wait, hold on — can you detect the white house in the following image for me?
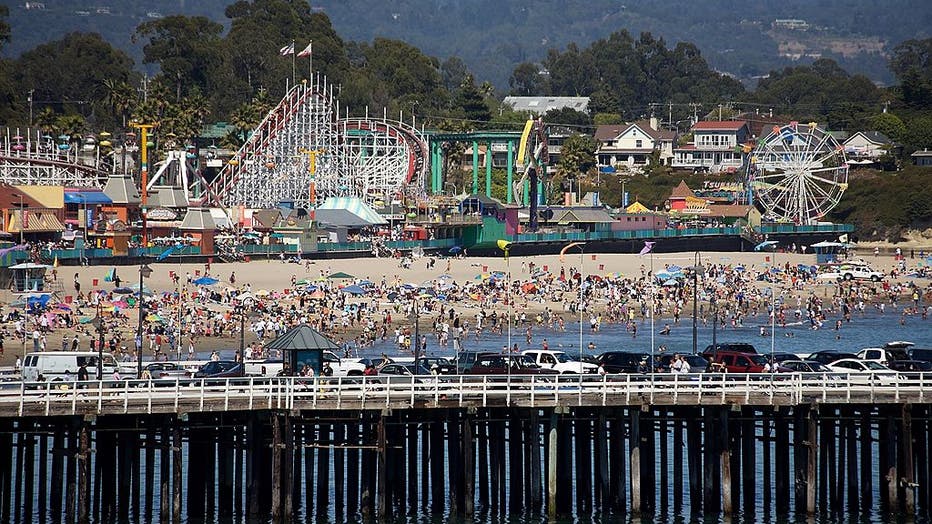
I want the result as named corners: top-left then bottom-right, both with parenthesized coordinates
top-left (844, 131), bottom-right (893, 161)
top-left (595, 118), bottom-right (676, 169)
top-left (673, 120), bottom-right (750, 172)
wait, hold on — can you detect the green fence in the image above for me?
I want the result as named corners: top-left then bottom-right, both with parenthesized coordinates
top-left (758, 224), bottom-right (854, 234)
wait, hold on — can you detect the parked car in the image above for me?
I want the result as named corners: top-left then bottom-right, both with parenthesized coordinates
top-left (909, 347), bottom-right (932, 364)
top-left (144, 362), bottom-right (188, 380)
top-left (701, 350), bottom-right (770, 373)
top-left (771, 352), bottom-right (801, 363)
top-left (816, 264), bottom-right (884, 282)
top-left (594, 351), bottom-right (650, 373)
top-left (885, 359), bottom-right (932, 378)
top-left (806, 351), bottom-right (859, 365)
top-left (523, 350), bottom-right (599, 374)
top-left (384, 356), bottom-right (455, 375)
top-left (703, 343), bottom-right (759, 355)
top-left (452, 351), bottom-right (489, 374)
top-left (377, 363), bottom-right (433, 377)
top-left (322, 350), bottom-right (366, 376)
top-left (779, 360), bottom-right (835, 373)
top-left (192, 361), bottom-right (245, 379)
top-left (857, 344), bottom-right (910, 366)
top-left (21, 351), bottom-right (120, 382)
top-left (826, 359), bottom-right (897, 385)
top-left (466, 353), bottom-right (558, 375)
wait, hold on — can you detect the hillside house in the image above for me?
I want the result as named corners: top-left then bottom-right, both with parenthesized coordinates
top-left (844, 131), bottom-right (894, 162)
top-left (673, 120), bottom-right (750, 173)
top-left (595, 118), bottom-right (676, 170)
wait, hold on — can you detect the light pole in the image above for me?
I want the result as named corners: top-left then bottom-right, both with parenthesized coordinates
top-left (692, 251), bottom-right (702, 356)
top-left (95, 304), bottom-right (105, 380)
top-left (497, 240), bottom-right (512, 386)
top-left (560, 242), bottom-right (587, 362)
top-left (136, 262), bottom-right (153, 378)
top-left (445, 182), bottom-right (458, 196)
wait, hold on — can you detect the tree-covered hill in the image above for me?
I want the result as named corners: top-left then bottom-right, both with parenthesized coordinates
top-left (4, 0), bottom-right (929, 89)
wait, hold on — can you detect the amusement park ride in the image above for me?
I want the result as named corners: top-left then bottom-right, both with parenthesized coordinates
top-left (0, 73), bottom-right (850, 227)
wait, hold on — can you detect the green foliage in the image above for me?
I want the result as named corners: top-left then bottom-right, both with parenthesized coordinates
top-left (14, 32), bottom-right (136, 126)
top-left (556, 133), bottom-right (598, 177)
top-left (454, 75), bottom-right (491, 124)
top-left (903, 116), bottom-right (932, 152)
top-left (528, 31), bottom-right (744, 120)
top-left (543, 108), bottom-right (592, 128)
top-left (890, 38), bottom-right (932, 108)
top-left (593, 113), bottom-right (623, 125)
top-left (0, 5), bottom-right (9, 53)
top-left (134, 16), bottom-right (224, 102)
top-left (869, 113), bottom-right (907, 144)
top-left (829, 167), bottom-right (932, 238)
top-left (751, 58), bottom-right (882, 130)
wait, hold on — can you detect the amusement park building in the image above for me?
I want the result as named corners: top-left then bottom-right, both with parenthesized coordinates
top-left (502, 96), bottom-right (590, 116)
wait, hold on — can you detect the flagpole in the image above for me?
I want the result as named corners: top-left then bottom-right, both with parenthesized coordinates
top-left (291, 39), bottom-right (296, 86)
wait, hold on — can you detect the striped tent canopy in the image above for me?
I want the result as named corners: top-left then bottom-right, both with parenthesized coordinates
top-left (316, 197), bottom-right (387, 225)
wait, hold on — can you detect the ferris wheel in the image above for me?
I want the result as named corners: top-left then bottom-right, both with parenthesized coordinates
top-left (749, 122), bottom-right (848, 224)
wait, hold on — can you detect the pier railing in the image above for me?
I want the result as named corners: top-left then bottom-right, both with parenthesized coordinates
top-left (2, 371), bottom-right (929, 417)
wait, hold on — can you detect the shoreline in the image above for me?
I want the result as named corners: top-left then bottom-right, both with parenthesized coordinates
top-left (0, 250), bottom-right (925, 367)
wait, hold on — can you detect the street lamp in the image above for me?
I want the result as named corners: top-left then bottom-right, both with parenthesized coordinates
top-left (559, 242), bottom-right (587, 363)
top-left (692, 251), bottom-right (702, 355)
top-left (136, 262), bottom-right (153, 378)
top-left (93, 304), bottom-right (105, 380)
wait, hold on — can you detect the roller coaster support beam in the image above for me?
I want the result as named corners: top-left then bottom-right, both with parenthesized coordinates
top-left (506, 141), bottom-right (514, 204)
top-left (472, 142), bottom-right (479, 194)
top-left (485, 140), bottom-right (492, 197)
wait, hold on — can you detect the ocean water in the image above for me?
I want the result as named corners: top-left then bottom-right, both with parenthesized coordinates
top-left (363, 308), bottom-right (932, 363)
top-left (6, 309), bottom-right (932, 524)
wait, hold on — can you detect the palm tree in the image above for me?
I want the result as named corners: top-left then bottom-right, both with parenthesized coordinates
top-left (102, 79), bottom-right (137, 128)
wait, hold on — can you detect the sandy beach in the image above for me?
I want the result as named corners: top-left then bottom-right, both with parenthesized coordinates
top-left (0, 249), bottom-right (915, 367)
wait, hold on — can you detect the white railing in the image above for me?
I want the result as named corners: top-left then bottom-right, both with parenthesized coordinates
top-left (0, 372), bottom-right (929, 417)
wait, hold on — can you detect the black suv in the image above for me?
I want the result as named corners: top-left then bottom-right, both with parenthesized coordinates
top-left (807, 350), bottom-right (858, 365)
top-left (595, 351), bottom-right (651, 373)
top-left (704, 343), bottom-right (758, 355)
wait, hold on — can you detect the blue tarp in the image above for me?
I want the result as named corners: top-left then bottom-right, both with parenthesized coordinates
top-left (64, 191), bottom-right (112, 205)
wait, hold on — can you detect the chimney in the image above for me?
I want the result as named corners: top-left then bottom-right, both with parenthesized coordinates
top-left (649, 116), bottom-right (659, 130)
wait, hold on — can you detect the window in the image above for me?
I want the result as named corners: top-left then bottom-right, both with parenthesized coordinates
top-left (636, 139), bottom-right (643, 148)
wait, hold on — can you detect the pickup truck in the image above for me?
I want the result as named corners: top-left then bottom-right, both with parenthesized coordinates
top-left (323, 350), bottom-right (366, 376)
top-left (816, 265), bottom-right (884, 282)
top-left (522, 350), bottom-right (599, 374)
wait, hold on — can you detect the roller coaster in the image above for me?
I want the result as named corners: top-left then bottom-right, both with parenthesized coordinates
top-left (206, 76), bottom-right (430, 209)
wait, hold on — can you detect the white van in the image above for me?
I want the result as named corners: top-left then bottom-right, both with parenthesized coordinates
top-left (21, 351), bottom-right (120, 382)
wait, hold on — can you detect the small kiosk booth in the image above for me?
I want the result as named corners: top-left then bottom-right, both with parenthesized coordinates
top-left (265, 324), bottom-right (341, 376)
top-left (8, 262), bottom-right (51, 292)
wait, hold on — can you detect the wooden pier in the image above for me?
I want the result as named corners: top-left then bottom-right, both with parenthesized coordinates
top-left (0, 374), bottom-right (929, 522)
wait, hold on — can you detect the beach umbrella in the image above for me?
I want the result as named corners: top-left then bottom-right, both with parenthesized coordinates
top-left (437, 274), bottom-right (454, 281)
top-left (112, 300), bottom-right (130, 308)
top-left (193, 276), bottom-right (219, 286)
top-left (78, 316), bottom-right (94, 324)
top-left (387, 292), bottom-right (399, 301)
top-left (146, 314), bottom-right (164, 322)
top-left (112, 287), bottom-right (134, 294)
top-left (295, 278), bottom-right (313, 286)
top-left (309, 290), bottom-right (326, 300)
top-left (663, 279), bottom-right (680, 287)
top-left (254, 290), bottom-right (271, 297)
top-left (328, 271), bottom-right (355, 279)
top-left (448, 246), bottom-right (463, 254)
top-left (358, 279), bottom-right (374, 287)
top-left (341, 285), bottom-right (366, 295)
top-left (667, 265), bottom-right (682, 272)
